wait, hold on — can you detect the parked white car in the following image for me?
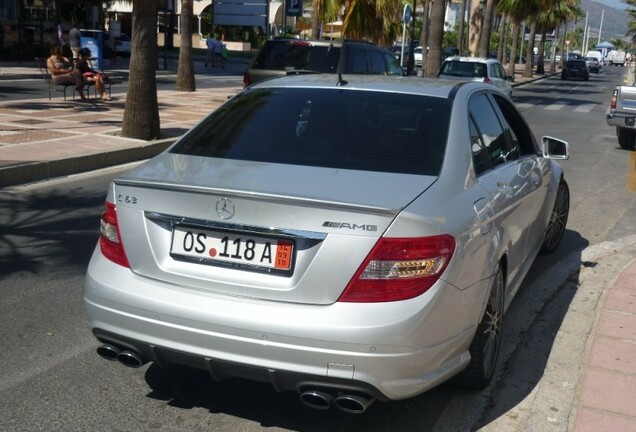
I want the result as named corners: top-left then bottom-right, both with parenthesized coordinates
top-left (437, 57), bottom-right (514, 98)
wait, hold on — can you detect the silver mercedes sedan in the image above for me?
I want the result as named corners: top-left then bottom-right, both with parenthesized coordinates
top-left (84, 75), bottom-right (570, 414)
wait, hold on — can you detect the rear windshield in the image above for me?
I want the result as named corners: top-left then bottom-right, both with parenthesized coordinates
top-left (171, 88), bottom-right (451, 176)
top-left (252, 41), bottom-right (341, 73)
top-left (439, 60), bottom-right (487, 78)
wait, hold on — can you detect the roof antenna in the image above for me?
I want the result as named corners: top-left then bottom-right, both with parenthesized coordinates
top-left (337, 72), bottom-right (347, 86)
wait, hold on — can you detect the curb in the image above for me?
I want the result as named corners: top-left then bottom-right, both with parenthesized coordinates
top-left (0, 138), bottom-right (175, 188)
top-left (477, 236), bottom-right (636, 431)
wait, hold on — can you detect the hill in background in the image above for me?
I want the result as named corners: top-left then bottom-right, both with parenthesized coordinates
top-left (580, 0), bottom-right (628, 42)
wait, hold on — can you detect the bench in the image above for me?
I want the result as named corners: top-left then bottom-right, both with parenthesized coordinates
top-left (34, 57), bottom-right (94, 101)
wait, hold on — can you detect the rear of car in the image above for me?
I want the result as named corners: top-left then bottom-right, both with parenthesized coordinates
top-left (584, 57), bottom-right (601, 73)
top-left (84, 76), bottom-right (570, 413)
top-left (437, 57), bottom-right (513, 97)
top-left (243, 39), bottom-right (403, 87)
top-left (85, 77), bottom-right (463, 405)
top-left (561, 59), bottom-right (589, 81)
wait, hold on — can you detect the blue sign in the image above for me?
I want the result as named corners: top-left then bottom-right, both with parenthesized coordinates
top-left (80, 30), bottom-right (104, 71)
top-left (403, 4), bottom-right (411, 25)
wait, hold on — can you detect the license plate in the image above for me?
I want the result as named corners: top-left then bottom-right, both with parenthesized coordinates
top-left (171, 226), bottom-right (293, 271)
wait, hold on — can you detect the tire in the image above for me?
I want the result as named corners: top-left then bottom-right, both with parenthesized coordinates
top-left (617, 127), bottom-right (636, 150)
top-left (458, 266), bottom-right (504, 390)
top-left (540, 178), bottom-right (570, 255)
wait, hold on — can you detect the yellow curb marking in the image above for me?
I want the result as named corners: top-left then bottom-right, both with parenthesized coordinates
top-left (629, 151), bottom-right (636, 192)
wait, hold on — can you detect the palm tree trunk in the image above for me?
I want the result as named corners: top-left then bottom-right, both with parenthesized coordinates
top-left (176, 0), bottom-right (196, 92)
top-left (122, 0), bottom-right (160, 140)
top-left (458, 0), bottom-right (468, 54)
top-left (420, 0), bottom-right (430, 72)
top-left (535, 28), bottom-right (546, 75)
top-left (506, 20), bottom-right (519, 78)
top-left (468, 0), bottom-right (484, 56)
top-left (523, 18), bottom-right (537, 77)
top-left (497, 14), bottom-right (506, 62)
top-left (478, 0), bottom-right (496, 58)
top-left (426, 0), bottom-right (445, 77)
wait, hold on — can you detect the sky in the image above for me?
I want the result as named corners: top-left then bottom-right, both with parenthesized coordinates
top-left (593, 0), bottom-right (627, 10)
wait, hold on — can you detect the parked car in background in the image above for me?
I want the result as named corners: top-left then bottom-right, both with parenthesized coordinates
top-left (584, 56), bottom-right (602, 73)
top-left (606, 50), bottom-right (626, 67)
top-left (414, 46), bottom-right (424, 67)
top-left (437, 57), bottom-right (514, 97)
top-left (561, 59), bottom-right (590, 81)
top-left (103, 32), bottom-right (131, 58)
top-left (84, 74), bottom-right (570, 413)
top-left (243, 39), bottom-right (403, 87)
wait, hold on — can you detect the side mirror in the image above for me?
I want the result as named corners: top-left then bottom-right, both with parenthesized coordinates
top-left (507, 75), bottom-right (515, 82)
top-left (542, 136), bottom-right (569, 160)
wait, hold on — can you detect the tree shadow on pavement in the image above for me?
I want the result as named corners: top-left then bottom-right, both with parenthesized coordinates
top-left (0, 188), bottom-right (105, 278)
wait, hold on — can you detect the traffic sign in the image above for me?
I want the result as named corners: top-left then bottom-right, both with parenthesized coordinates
top-left (403, 4), bottom-right (411, 25)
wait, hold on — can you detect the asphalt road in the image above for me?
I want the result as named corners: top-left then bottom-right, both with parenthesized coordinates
top-left (0, 66), bottom-right (634, 431)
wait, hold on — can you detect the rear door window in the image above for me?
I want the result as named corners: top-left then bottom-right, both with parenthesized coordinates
top-left (468, 93), bottom-right (511, 167)
top-left (171, 88), bottom-right (451, 176)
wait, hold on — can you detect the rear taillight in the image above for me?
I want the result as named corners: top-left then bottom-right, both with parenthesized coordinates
top-left (339, 235), bottom-right (455, 303)
top-left (243, 71), bottom-right (250, 88)
top-left (610, 89), bottom-right (618, 110)
top-left (99, 201), bottom-right (130, 268)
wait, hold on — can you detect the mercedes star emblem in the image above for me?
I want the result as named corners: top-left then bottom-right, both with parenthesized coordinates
top-left (216, 198), bottom-right (235, 220)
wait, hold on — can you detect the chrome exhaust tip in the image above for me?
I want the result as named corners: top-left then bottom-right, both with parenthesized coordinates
top-left (299, 390), bottom-right (335, 410)
top-left (96, 344), bottom-right (121, 361)
top-left (116, 350), bottom-right (146, 368)
top-left (333, 394), bottom-right (375, 414)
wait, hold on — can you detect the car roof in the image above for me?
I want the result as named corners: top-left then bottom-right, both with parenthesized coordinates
top-left (443, 56), bottom-right (500, 64)
top-left (248, 74), bottom-right (473, 99)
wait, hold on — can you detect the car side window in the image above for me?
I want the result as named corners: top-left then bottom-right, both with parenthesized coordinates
top-left (384, 51), bottom-right (404, 76)
top-left (368, 49), bottom-right (386, 75)
top-left (348, 48), bottom-right (368, 74)
top-left (491, 94), bottom-right (537, 156)
top-left (469, 116), bottom-right (491, 176)
top-left (468, 93), bottom-right (510, 168)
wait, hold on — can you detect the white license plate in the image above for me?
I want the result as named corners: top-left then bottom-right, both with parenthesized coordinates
top-left (171, 226), bottom-right (293, 271)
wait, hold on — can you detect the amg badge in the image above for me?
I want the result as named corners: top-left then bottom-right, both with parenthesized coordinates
top-left (322, 221), bottom-right (378, 231)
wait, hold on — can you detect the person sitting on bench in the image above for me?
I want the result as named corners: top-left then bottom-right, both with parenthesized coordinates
top-left (46, 45), bottom-right (87, 101)
top-left (77, 48), bottom-right (111, 101)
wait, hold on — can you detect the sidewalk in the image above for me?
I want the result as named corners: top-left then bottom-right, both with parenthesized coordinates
top-left (2, 56), bottom-right (634, 431)
top-left (0, 54), bottom-right (247, 188)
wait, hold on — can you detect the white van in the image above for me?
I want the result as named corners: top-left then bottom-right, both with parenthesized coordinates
top-left (585, 51), bottom-right (604, 66)
top-left (606, 50), bottom-right (626, 66)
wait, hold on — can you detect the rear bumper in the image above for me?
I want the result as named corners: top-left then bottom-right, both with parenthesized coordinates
top-left (84, 249), bottom-right (487, 400)
top-left (606, 111), bottom-right (636, 129)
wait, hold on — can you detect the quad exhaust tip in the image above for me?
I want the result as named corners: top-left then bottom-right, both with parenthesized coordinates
top-left (96, 344), bottom-right (146, 368)
top-left (300, 389), bottom-right (375, 413)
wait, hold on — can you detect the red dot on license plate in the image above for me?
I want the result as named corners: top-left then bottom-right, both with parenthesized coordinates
top-left (209, 248), bottom-right (217, 257)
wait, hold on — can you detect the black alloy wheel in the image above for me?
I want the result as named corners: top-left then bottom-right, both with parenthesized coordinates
top-left (540, 178), bottom-right (570, 255)
top-left (459, 266), bottom-right (504, 390)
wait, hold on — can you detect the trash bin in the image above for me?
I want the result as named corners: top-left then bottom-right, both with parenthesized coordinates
top-left (80, 29), bottom-right (104, 70)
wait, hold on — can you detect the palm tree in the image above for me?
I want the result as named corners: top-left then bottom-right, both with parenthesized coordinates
top-left (626, 0), bottom-right (636, 42)
top-left (497, 0), bottom-right (535, 77)
top-left (121, 0), bottom-right (160, 140)
top-left (176, 0), bottom-right (196, 92)
top-left (478, 0), bottom-right (497, 57)
top-left (426, 0), bottom-right (446, 76)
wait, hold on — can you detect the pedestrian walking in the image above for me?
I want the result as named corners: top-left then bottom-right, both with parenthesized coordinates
top-left (214, 35), bottom-right (223, 68)
top-left (69, 23), bottom-right (81, 64)
top-left (205, 34), bottom-right (216, 67)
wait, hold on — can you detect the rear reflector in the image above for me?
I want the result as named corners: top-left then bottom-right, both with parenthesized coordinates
top-left (339, 235), bottom-right (455, 302)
